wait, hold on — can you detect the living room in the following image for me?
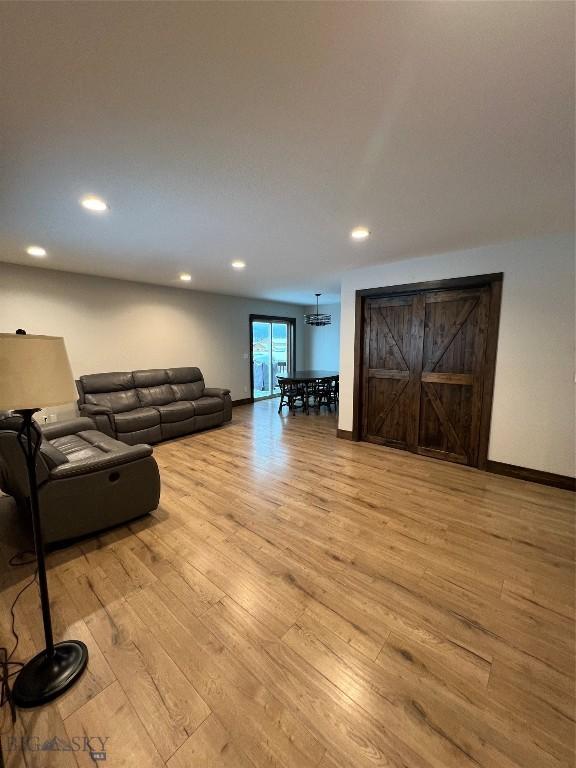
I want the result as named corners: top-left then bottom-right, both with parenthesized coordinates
top-left (0, 2), bottom-right (574, 767)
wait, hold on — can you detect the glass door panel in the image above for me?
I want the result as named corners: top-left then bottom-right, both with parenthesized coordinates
top-left (271, 322), bottom-right (288, 395)
top-left (252, 321), bottom-right (272, 398)
top-left (251, 317), bottom-right (294, 400)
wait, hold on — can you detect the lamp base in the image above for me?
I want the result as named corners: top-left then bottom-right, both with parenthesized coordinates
top-left (12, 640), bottom-right (88, 708)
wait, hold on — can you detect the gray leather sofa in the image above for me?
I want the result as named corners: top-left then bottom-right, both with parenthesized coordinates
top-left (76, 367), bottom-right (232, 445)
top-left (0, 415), bottom-right (160, 545)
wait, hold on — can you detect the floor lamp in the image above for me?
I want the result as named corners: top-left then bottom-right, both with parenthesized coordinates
top-left (0, 332), bottom-right (88, 707)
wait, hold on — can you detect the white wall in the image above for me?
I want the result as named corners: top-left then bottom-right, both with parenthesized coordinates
top-left (304, 303), bottom-right (341, 371)
top-left (0, 262), bottom-right (305, 420)
top-left (339, 233), bottom-right (575, 477)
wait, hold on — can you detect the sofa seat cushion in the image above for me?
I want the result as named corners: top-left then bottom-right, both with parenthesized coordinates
top-left (155, 401), bottom-right (196, 423)
top-left (193, 396), bottom-right (223, 416)
top-left (50, 434), bottom-right (104, 462)
top-left (113, 407), bottom-right (160, 433)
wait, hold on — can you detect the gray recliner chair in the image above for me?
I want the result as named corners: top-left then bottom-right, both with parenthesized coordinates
top-left (0, 415), bottom-right (160, 545)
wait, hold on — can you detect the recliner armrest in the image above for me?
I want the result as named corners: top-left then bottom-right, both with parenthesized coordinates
top-left (203, 387), bottom-right (231, 399)
top-left (42, 417), bottom-right (98, 441)
top-left (49, 444), bottom-right (153, 479)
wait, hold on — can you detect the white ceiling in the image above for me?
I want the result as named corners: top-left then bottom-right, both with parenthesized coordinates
top-left (1, 2), bottom-right (573, 305)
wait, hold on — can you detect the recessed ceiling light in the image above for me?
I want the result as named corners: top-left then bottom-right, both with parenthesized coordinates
top-left (80, 195), bottom-right (109, 213)
top-left (231, 261), bottom-right (246, 269)
top-left (179, 273), bottom-right (192, 282)
top-left (350, 227), bottom-right (370, 241)
top-left (26, 245), bottom-right (47, 258)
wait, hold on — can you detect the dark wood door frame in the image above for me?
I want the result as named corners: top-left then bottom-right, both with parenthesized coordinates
top-left (249, 314), bottom-right (297, 403)
top-left (352, 273), bottom-right (503, 470)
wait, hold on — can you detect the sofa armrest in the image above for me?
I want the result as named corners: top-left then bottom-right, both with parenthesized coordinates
top-left (79, 403), bottom-right (113, 417)
top-left (49, 444), bottom-right (153, 479)
top-left (203, 387), bottom-right (231, 399)
top-left (204, 387), bottom-right (232, 423)
top-left (42, 417), bottom-right (98, 441)
top-left (78, 404), bottom-right (115, 437)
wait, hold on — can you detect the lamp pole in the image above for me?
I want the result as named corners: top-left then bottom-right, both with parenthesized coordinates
top-left (11, 406), bottom-right (88, 708)
top-left (17, 409), bottom-right (55, 657)
top-left (3, 331), bottom-right (89, 708)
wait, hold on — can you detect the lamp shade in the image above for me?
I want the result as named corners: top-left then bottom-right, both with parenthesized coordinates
top-left (0, 334), bottom-right (77, 410)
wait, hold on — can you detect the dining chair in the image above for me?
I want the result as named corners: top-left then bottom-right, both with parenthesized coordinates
top-left (309, 377), bottom-right (332, 413)
top-left (329, 376), bottom-right (339, 408)
top-left (277, 378), bottom-right (306, 415)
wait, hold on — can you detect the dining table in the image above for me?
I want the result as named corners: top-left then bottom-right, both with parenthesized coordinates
top-left (276, 370), bottom-right (339, 414)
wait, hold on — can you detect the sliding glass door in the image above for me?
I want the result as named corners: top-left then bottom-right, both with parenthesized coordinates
top-left (250, 316), bottom-right (295, 400)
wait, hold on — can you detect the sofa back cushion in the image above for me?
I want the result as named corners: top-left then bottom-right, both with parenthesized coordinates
top-left (81, 371), bottom-right (135, 394)
top-left (166, 367), bottom-right (205, 401)
top-left (39, 442), bottom-right (69, 469)
top-left (133, 369), bottom-right (174, 407)
top-left (85, 390), bottom-right (140, 413)
top-left (133, 369), bottom-right (168, 388)
top-left (137, 385), bottom-right (174, 407)
top-left (80, 371), bottom-right (139, 414)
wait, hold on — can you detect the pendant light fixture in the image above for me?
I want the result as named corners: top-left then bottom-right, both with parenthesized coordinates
top-left (304, 293), bottom-right (331, 327)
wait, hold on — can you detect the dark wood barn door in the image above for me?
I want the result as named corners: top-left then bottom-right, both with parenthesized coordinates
top-left (362, 294), bottom-right (423, 452)
top-left (360, 276), bottom-right (501, 468)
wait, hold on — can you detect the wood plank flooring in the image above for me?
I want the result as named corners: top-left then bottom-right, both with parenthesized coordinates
top-left (0, 400), bottom-right (574, 767)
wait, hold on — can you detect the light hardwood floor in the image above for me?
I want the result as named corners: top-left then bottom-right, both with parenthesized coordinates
top-left (1, 400), bottom-right (574, 767)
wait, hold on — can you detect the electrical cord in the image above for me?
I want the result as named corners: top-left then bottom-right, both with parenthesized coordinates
top-left (7, 566), bottom-right (38, 663)
top-left (8, 551), bottom-right (35, 568)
